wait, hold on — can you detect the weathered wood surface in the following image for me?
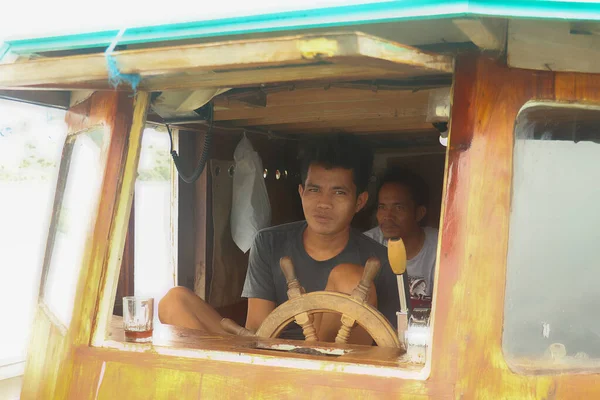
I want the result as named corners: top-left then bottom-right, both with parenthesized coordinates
top-left (453, 18), bottom-right (507, 51)
top-left (92, 92), bottom-right (150, 346)
top-left (21, 91), bottom-right (136, 399)
top-left (0, 32), bottom-right (452, 91)
top-left (24, 54), bottom-right (600, 399)
top-left (432, 54), bottom-right (600, 398)
top-left (508, 20), bottom-right (600, 74)
top-left (107, 316), bottom-right (407, 368)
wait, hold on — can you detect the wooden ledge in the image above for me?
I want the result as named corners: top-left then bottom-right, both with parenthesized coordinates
top-left (106, 315), bottom-right (420, 371)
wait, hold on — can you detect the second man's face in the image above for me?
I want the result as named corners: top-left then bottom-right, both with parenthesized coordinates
top-left (299, 164), bottom-right (367, 236)
top-left (376, 182), bottom-right (424, 240)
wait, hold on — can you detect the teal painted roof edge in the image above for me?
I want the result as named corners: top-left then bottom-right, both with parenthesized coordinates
top-left (4, 0), bottom-right (600, 57)
top-left (0, 42), bottom-right (10, 60)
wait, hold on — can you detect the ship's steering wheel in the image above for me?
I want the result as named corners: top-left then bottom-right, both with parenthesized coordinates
top-left (221, 257), bottom-right (402, 348)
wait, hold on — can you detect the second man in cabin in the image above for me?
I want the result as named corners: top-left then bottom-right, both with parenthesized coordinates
top-left (364, 168), bottom-right (438, 305)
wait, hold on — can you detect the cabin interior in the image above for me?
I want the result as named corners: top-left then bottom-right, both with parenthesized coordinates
top-left (137, 82), bottom-right (449, 328)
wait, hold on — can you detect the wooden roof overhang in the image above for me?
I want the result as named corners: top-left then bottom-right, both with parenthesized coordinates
top-left (0, 32), bottom-right (453, 92)
top-left (0, 32), bottom-right (454, 137)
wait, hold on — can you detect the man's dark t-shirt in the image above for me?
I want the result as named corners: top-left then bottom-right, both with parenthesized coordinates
top-left (241, 221), bottom-right (407, 340)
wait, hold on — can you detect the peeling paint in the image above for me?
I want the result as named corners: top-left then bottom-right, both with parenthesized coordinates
top-left (94, 361), bottom-right (106, 399)
top-left (542, 322), bottom-right (550, 339)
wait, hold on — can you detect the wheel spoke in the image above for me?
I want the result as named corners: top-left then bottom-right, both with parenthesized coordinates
top-left (334, 314), bottom-right (356, 344)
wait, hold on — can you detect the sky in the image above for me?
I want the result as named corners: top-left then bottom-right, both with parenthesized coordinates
top-left (0, 0), bottom-right (382, 44)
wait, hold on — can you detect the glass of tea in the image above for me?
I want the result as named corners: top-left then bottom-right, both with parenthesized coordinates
top-left (122, 296), bottom-right (154, 343)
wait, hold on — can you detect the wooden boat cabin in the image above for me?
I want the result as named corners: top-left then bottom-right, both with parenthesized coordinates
top-left (1, 1), bottom-right (599, 398)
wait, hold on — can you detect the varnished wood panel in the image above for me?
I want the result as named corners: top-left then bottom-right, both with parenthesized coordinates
top-left (432, 55), bottom-right (600, 398)
top-left (71, 92), bottom-right (135, 348)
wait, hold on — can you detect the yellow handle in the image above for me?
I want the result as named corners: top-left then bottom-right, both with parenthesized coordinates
top-left (388, 238), bottom-right (407, 275)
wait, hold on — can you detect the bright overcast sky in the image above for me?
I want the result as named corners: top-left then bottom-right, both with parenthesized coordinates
top-left (0, 0), bottom-right (382, 43)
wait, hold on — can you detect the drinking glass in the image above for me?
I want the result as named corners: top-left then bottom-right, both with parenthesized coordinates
top-left (123, 296), bottom-right (154, 343)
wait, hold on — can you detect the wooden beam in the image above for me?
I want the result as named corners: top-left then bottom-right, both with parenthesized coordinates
top-left (453, 18), bottom-right (507, 51)
top-left (213, 87), bottom-right (432, 130)
top-left (13, 64), bottom-right (426, 92)
top-left (216, 103), bottom-right (426, 125)
top-left (136, 64), bottom-right (436, 92)
top-left (214, 86), bottom-right (433, 109)
top-left (508, 20), bottom-right (600, 73)
top-left (214, 75), bottom-right (452, 96)
top-left (0, 32), bottom-right (453, 91)
top-left (355, 33), bottom-right (455, 72)
top-left (238, 117), bottom-right (434, 134)
top-left (229, 90), bottom-right (267, 108)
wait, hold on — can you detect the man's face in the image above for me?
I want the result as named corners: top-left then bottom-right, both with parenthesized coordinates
top-left (299, 164), bottom-right (368, 236)
top-left (376, 183), bottom-right (425, 239)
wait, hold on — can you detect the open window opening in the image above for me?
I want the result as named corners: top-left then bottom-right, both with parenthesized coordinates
top-left (112, 125), bottom-right (177, 319)
top-left (0, 98), bottom-right (67, 381)
top-left (106, 79), bottom-right (449, 373)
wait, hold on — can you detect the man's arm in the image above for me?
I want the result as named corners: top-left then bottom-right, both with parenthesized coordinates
top-left (241, 232), bottom-right (277, 331)
top-left (246, 298), bottom-right (276, 331)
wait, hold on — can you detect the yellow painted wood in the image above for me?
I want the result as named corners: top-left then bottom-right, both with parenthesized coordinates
top-left (96, 362), bottom-right (202, 400)
top-left (310, 386), bottom-right (388, 400)
top-left (21, 92), bottom-right (138, 399)
top-left (388, 238), bottom-right (407, 275)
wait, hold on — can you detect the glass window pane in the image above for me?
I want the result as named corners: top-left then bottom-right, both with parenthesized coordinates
top-left (504, 103), bottom-right (600, 373)
top-left (42, 126), bottom-right (110, 327)
top-left (0, 99), bottom-right (67, 365)
top-left (134, 127), bottom-right (175, 311)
